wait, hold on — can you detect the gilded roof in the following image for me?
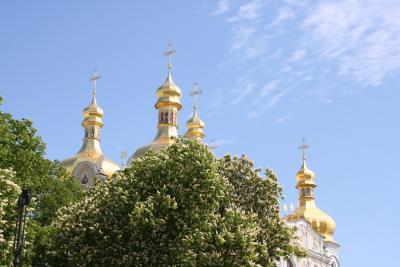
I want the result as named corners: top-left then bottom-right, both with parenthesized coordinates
top-left (287, 159), bottom-right (336, 242)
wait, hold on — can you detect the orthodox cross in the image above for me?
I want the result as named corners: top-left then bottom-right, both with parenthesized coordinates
top-left (189, 82), bottom-right (202, 110)
top-left (90, 70), bottom-right (101, 97)
top-left (298, 138), bottom-right (310, 161)
top-left (164, 42), bottom-right (175, 68)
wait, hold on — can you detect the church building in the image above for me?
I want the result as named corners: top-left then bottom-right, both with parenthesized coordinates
top-left (60, 44), bottom-right (340, 267)
top-left (279, 153), bottom-right (340, 267)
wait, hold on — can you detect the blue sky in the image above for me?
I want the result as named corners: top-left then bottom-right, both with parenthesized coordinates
top-left (1, 1), bottom-right (399, 266)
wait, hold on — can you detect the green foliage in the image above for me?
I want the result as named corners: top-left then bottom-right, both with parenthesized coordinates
top-left (219, 155), bottom-right (306, 265)
top-left (0, 168), bottom-right (21, 266)
top-left (0, 97), bottom-right (84, 265)
top-left (49, 139), bottom-right (304, 266)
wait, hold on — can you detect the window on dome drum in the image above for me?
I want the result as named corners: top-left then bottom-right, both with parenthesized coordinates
top-left (159, 111), bottom-right (176, 124)
top-left (301, 188), bottom-right (311, 197)
top-left (287, 260), bottom-right (294, 267)
top-left (306, 188), bottom-right (311, 196)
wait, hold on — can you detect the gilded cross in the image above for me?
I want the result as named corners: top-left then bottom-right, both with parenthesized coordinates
top-left (89, 70), bottom-right (101, 97)
top-left (298, 138), bottom-right (310, 161)
top-left (164, 42), bottom-right (175, 68)
top-left (190, 82), bottom-right (202, 110)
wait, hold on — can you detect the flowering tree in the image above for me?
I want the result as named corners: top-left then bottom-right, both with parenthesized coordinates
top-left (0, 96), bottom-right (84, 265)
top-left (48, 139), bottom-right (304, 266)
top-left (0, 168), bottom-right (21, 266)
top-left (219, 155), bottom-right (306, 265)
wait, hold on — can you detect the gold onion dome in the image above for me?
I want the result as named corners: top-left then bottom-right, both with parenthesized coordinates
top-left (128, 44), bottom-right (182, 163)
top-left (155, 64), bottom-right (182, 110)
top-left (185, 82), bottom-right (205, 141)
top-left (287, 154), bottom-right (336, 242)
top-left (61, 72), bottom-right (119, 186)
top-left (185, 109), bottom-right (205, 141)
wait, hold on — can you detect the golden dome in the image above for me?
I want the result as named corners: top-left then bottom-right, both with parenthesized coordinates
top-left (187, 109), bottom-right (204, 124)
top-left (61, 72), bottom-right (120, 185)
top-left (155, 65), bottom-right (182, 110)
top-left (82, 95), bottom-right (104, 128)
top-left (128, 48), bottom-right (182, 163)
top-left (288, 158), bottom-right (336, 242)
top-left (185, 82), bottom-right (205, 141)
top-left (185, 109), bottom-right (205, 141)
top-left (296, 159), bottom-right (316, 187)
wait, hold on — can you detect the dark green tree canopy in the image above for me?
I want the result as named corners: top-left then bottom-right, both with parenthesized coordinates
top-left (0, 96), bottom-right (84, 265)
top-left (49, 139), bottom-right (304, 266)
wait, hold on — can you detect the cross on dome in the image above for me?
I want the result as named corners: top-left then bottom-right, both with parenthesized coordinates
top-left (298, 138), bottom-right (310, 161)
top-left (164, 42), bottom-right (175, 69)
top-left (89, 70), bottom-right (101, 97)
top-left (190, 82), bottom-right (202, 110)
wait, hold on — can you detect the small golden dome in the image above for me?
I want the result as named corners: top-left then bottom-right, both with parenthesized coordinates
top-left (61, 73), bottom-right (120, 185)
top-left (296, 159), bottom-right (315, 180)
top-left (185, 109), bottom-right (205, 141)
top-left (82, 95), bottom-right (104, 128)
top-left (296, 159), bottom-right (316, 188)
top-left (187, 109), bottom-right (204, 125)
top-left (185, 82), bottom-right (205, 141)
top-left (84, 95), bottom-right (103, 114)
top-left (288, 158), bottom-right (336, 242)
top-left (155, 65), bottom-right (182, 110)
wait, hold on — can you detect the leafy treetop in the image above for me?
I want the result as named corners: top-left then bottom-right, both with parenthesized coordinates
top-left (48, 139), bottom-right (304, 266)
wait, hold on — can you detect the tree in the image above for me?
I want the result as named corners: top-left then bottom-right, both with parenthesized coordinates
top-left (0, 168), bottom-right (21, 266)
top-left (218, 155), bottom-right (306, 265)
top-left (0, 96), bottom-right (84, 265)
top-left (48, 139), bottom-right (304, 266)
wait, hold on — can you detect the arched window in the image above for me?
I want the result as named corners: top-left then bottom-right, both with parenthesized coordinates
top-left (329, 256), bottom-right (338, 267)
top-left (287, 259), bottom-right (294, 267)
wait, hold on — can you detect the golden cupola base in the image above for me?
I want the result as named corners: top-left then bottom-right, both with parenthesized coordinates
top-left (287, 156), bottom-right (336, 243)
top-left (185, 109), bottom-right (205, 141)
top-left (61, 72), bottom-right (120, 187)
top-left (128, 44), bottom-right (182, 163)
top-left (185, 82), bottom-right (205, 141)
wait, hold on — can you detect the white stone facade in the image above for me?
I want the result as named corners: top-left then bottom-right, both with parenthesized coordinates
top-left (278, 219), bottom-right (340, 267)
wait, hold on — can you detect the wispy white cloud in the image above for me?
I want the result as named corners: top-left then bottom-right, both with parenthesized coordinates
top-left (246, 87), bottom-right (288, 119)
top-left (230, 26), bottom-right (257, 53)
top-left (270, 6), bottom-right (296, 26)
top-left (207, 139), bottom-right (234, 149)
top-left (302, 0), bottom-right (400, 85)
top-left (227, 0), bottom-right (265, 22)
top-left (275, 115), bottom-right (292, 124)
top-left (226, 0), bottom-right (271, 61)
top-left (264, 90), bottom-right (288, 108)
top-left (219, 0), bottom-right (400, 120)
top-left (246, 110), bottom-right (259, 120)
top-left (207, 88), bottom-right (223, 108)
top-left (289, 49), bottom-right (307, 62)
top-left (230, 81), bottom-right (255, 106)
top-left (250, 79), bottom-right (281, 106)
top-left (260, 80), bottom-right (280, 97)
top-left (212, 0), bottom-right (230, 16)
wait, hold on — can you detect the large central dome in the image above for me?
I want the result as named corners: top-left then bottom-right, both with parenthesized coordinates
top-left (128, 63), bottom-right (182, 164)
